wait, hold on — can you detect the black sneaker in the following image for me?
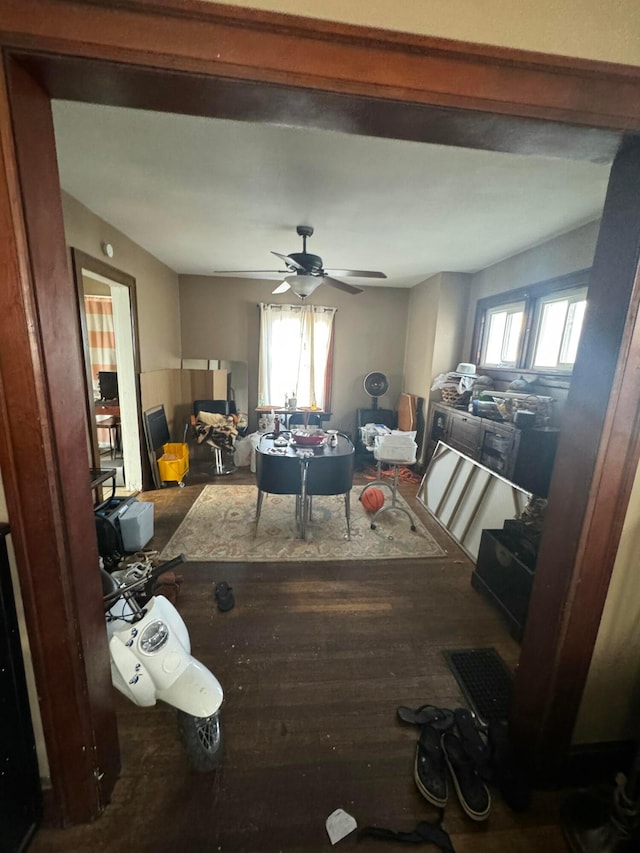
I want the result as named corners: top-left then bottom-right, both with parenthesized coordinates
top-left (214, 581), bottom-right (235, 612)
top-left (414, 725), bottom-right (448, 808)
top-left (441, 731), bottom-right (491, 821)
top-left (454, 707), bottom-right (492, 782)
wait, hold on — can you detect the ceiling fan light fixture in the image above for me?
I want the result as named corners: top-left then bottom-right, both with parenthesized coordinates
top-left (285, 274), bottom-right (321, 299)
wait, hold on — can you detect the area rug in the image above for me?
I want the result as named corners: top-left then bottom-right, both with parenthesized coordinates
top-left (160, 485), bottom-right (445, 562)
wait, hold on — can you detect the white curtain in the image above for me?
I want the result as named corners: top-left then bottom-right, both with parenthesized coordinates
top-left (258, 303), bottom-right (336, 409)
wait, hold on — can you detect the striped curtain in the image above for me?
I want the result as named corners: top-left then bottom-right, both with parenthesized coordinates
top-left (84, 295), bottom-right (117, 386)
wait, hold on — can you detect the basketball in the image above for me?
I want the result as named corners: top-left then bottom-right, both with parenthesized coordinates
top-left (360, 486), bottom-right (384, 513)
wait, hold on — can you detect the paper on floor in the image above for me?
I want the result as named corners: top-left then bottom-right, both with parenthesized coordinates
top-left (326, 809), bottom-right (357, 845)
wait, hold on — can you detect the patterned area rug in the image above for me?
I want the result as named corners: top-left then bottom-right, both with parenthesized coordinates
top-left (160, 484), bottom-right (445, 562)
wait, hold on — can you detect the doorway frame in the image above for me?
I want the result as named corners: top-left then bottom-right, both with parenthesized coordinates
top-left (1, 0), bottom-right (640, 823)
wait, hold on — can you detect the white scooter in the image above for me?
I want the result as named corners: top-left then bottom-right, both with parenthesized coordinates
top-left (100, 553), bottom-right (224, 772)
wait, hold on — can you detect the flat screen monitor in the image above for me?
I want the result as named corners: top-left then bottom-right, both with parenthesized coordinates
top-left (98, 370), bottom-right (118, 401)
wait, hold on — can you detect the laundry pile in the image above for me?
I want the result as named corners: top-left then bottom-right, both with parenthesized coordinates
top-left (192, 410), bottom-right (239, 451)
top-left (360, 704), bottom-right (531, 850)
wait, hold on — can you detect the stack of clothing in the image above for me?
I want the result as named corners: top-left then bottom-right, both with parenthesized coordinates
top-left (192, 410), bottom-right (239, 451)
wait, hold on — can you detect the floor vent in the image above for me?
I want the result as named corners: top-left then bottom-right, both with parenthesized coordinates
top-left (444, 647), bottom-right (513, 726)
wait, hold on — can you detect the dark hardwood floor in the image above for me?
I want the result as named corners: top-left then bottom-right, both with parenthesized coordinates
top-left (31, 464), bottom-right (567, 852)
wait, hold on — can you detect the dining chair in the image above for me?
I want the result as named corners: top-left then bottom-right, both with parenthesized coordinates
top-left (304, 433), bottom-right (355, 540)
top-left (288, 412), bottom-right (322, 427)
top-left (254, 437), bottom-right (303, 534)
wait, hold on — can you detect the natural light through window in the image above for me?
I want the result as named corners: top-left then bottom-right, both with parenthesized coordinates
top-left (258, 303), bottom-right (336, 409)
top-left (483, 303), bottom-right (525, 367)
top-left (533, 290), bottom-right (587, 369)
top-left (474, 270), bottom-right (589, 375)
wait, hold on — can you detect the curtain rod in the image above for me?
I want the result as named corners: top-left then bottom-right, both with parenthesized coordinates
top-left (257, 303), bottom-right (336, 313)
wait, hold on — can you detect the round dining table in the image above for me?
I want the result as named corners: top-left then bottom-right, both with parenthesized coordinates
top-left (255, 432), bottom-right (355, 539)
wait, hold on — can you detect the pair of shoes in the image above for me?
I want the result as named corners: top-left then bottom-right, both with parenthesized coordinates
top-left (413, 724), bottom-right (491, 821)
top-left (398, 704), bottom-right (454, 731)
top-left (442, 730), bottom-right (491, 821)
top-left (214, 581), bottom-right (235, 612)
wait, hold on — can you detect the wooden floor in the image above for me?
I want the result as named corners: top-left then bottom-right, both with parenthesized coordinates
top-left (31, 465), bottom-right (568, 852)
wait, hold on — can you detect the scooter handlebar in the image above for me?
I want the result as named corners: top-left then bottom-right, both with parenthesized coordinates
top-left (103, 553), bottom-right (185, 606)
top-left (153, 554), bottom-right (186, 576)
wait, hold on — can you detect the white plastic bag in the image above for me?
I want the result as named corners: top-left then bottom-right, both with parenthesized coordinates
top-left (249, 432), bottom-right (262, 473)
top-left (233, 435), bottom-right (253, 468)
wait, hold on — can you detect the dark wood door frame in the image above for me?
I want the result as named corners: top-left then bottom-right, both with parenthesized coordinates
top-left (1, 0), bottom-right (640, 823)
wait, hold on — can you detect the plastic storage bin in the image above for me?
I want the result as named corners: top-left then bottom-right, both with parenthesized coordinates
top-left (119, 501), bottom-right (154, 551)
top-left (157, 442), bottom-right (189, 486)
top-left (374, 433), bottom-right (417, 464)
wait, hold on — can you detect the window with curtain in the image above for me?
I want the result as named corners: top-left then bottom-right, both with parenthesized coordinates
top-left (258, 303), bottom-right (336, 409)
top-left (84, 294), bottom-right (117, 393)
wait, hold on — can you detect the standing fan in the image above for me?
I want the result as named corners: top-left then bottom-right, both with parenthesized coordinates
top-left (364, 372), bottom-right (389, 409)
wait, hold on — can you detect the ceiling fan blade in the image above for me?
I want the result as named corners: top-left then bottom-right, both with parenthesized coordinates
top-left (271, 251), bottom-right (306, 272)
top-left (322, 276), bottom-right (364, 295)
top-left (323, 269), bottom-right (387, 279)
top-left (212, 269), bottom-right (289, 278)
top-left (272, 281), bottom-right (291, 294)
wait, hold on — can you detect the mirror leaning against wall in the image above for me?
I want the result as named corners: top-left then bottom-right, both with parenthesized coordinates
top-left (71, 248), bottom-right (144, 493)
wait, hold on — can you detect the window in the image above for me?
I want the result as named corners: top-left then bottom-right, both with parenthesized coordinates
top-left (532, 288), bottom-right (587, 370)
top-left (481, 301), bottom-right (526, 367)
top-left (473, 269), bottom-right (589, 374)
top-left (258, 303), bottom-right (336, 409)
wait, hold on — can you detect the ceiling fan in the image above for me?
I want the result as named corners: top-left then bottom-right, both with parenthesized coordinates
top-left (214, 225), bottom-right (387, 299)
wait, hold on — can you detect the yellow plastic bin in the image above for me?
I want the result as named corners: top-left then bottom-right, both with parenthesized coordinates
top-left (157, 442), bottom-right (189, 487)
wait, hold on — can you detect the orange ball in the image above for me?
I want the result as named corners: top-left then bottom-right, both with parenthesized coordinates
top-left (360, 486), bottom-right (384, 513)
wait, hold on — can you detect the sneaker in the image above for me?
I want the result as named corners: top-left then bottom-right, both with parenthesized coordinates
top-left (441, 731), bottom-right (491, 821)
top-left (414, 725), bottom-right (448, 808)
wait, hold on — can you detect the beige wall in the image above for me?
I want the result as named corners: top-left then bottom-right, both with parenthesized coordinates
top-left (575, 463), bottom-right (640, 743)
top-left (61, 192), bottom-right (181, 374)
top-left (179, 275), bottom-right (410, 433)
top-left (210, 0), bottom-right (640, 65)
top-left (404, 272), bottom-right (471, 461)
top-left (404, 273), bottom-right (442, 402)
top-left (433, 273), bottom-right (473, 378)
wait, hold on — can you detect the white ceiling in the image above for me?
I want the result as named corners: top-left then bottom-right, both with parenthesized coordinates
top-left (51, 101), bottom-right (611, 288)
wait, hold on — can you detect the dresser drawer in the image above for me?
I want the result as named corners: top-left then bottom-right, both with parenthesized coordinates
top-left (448, 413), bottom-right (481, 456)
top-left (479, 424), bottom-right (518, 478)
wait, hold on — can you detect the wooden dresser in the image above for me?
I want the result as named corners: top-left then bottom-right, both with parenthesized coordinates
top-left (427, 402), bottom-right (559, 497)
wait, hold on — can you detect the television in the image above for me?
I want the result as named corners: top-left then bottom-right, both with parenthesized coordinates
top-left (98, 370), bottom-right (119, 401)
